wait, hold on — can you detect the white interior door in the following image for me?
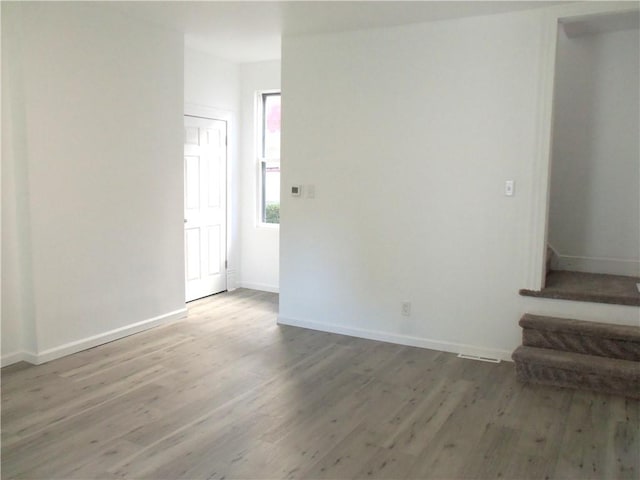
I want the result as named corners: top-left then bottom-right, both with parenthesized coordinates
top-left (184, 115), bottom-right (227, 302)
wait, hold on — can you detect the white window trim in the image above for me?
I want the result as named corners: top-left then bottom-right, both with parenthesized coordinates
top-left (256, 89), bottom-right (281, 228)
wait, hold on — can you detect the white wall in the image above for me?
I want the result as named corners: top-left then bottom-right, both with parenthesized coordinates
top-left (184, 48), bottom-right (241, 289)
top-left (239, 61), bottom-right (281, 292)
top-left (280, 9), bottom-right (640, 360)
top-left (548, 27), bottom-right (640, 276)
top-left (1, 2), bottom-right (185, 364)
top-left (2, 6), bottom-right (37, 361)
top-left (185, 48), bottom-right (239, 113)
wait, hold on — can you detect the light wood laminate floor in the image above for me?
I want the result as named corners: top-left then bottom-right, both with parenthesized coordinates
top-left (2, 289), bottom-right (638, 479)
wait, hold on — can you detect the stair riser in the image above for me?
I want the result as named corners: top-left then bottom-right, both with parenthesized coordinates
top-left (514, 361), bottom-right (640, 399)
top-left (522, 328), bottom-right (640, 361)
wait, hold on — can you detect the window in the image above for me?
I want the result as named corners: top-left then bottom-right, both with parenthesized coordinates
top-left (259, 92), bottom-right (281, 225)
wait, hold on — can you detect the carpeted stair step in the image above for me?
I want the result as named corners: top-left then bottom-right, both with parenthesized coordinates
top-left (512, 345), bottom-right (640, 399)
top-left (520, 314), bottom-right (640, 361)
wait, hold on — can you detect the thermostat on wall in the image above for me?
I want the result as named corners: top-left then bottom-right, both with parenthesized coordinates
top-left (291, 185), bottom-right (302, 197)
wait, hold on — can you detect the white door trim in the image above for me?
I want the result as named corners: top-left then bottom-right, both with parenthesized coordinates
top-left (525, 1), bottom-right (640, 290)
top-left (185, 103), bottom-right (232, 123)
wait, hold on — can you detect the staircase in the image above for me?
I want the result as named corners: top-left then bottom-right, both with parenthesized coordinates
top-left (521, 245), bottom-right (640, 306)
top-left (512, 314), bottom-right (640, 399)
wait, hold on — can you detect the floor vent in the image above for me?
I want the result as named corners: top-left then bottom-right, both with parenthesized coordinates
top-left (457, 353), bottom-right (501, 363)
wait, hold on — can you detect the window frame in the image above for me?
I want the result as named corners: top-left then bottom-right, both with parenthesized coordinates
top-left (256, 90), bottom-right (281, 227)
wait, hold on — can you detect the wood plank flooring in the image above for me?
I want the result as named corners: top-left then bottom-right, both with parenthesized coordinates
top-left (2, 289), bottom-right (638, 479)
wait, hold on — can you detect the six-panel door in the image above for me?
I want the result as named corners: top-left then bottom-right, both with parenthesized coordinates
top-left (184, 116), bottom-right (227, 302)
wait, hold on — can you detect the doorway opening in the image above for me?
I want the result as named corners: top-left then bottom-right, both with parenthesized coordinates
top-left (522, 6), bottom-right (640, 306)
top-left (184, 114), bottom-right (228, 302)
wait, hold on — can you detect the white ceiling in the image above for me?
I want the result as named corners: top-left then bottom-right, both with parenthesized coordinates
top-left (111, 1), bottom-right (568, 63)
top-left (562, 9), bottom-right (640, 37)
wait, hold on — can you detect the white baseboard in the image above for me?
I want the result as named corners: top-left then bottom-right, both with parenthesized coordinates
top-left (1, 351), bottom-right (24, 367)
top-left (238, 282), bottom-right (279, 293)
top-left (1, 351), bottom-right (38, 367)
top-left (2, 308), bottom-right (187, 367)
top-left (556, 254), bottom-right (640, 277)
top-left (277, 316), bottom-right (513, 362)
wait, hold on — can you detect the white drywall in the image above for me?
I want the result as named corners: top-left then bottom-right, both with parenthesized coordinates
top-left (2, 2), bottom-right (185, 364)
top-left (280, 9), bottom-right (640, 360)
top-left (549, 27), bottom-right (640, 276)
top-left (1, 5), bottom-right (36, 360)
top-left (239, 61), bottom-right (281, 292)
top-left (184, 48), bottom-right (241, 290)
top-left (185, 48), bottom-right (240, 113)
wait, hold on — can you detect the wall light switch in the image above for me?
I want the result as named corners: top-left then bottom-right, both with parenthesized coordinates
top-left (504, 180), bottom-right (515, 197)
top-left (291, 185), bottom-right (302, 197)
top-left (306, 184), bottom-right (315, 198)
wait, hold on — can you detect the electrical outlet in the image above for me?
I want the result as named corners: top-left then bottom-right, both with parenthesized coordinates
top-left (504, 180), bottom-right (515, 196)
top-left (401, 302), bottom-right (411, 316)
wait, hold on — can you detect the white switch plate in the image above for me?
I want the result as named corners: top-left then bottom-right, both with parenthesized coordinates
top-left (306, 184), bottom-right (315, 198)
top-left (504, 180), bottom-right (515, 196)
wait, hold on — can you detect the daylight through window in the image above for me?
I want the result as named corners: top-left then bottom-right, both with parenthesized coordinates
top-left (259, 92), bottom-right (281, 224)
